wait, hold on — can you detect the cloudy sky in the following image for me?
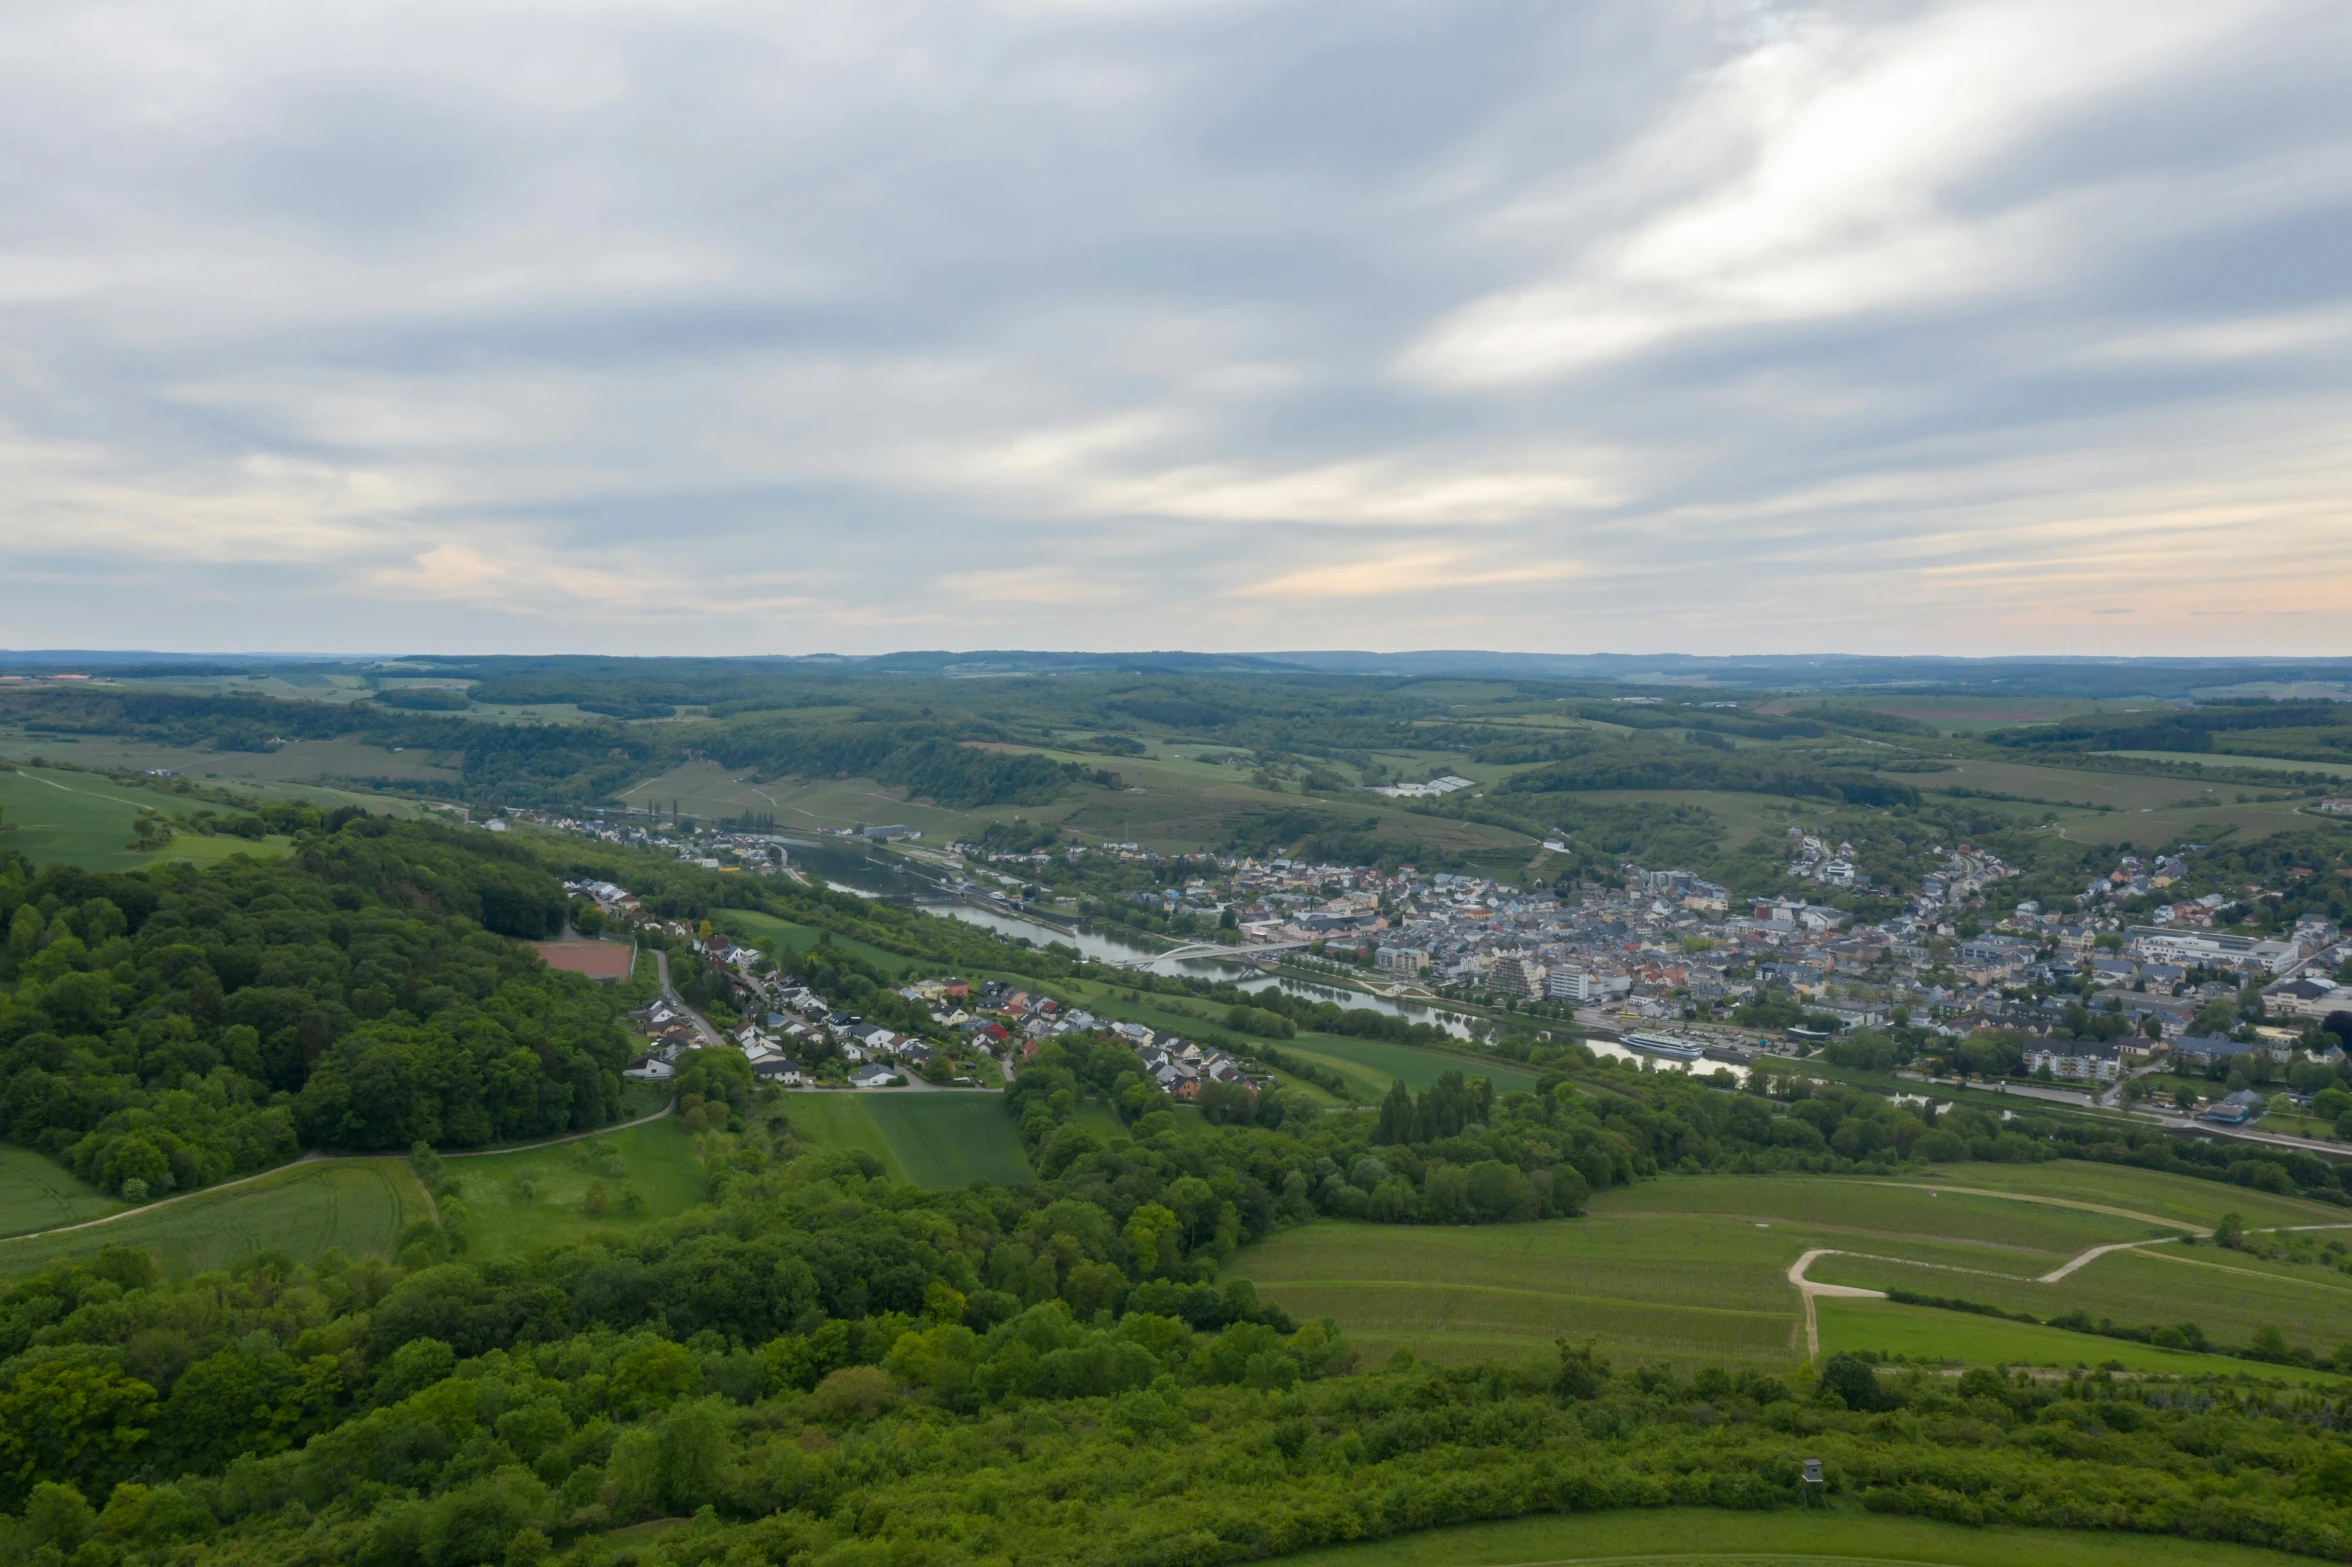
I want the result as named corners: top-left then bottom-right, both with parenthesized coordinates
top-left (4, 0), bottom-right (2349, 657)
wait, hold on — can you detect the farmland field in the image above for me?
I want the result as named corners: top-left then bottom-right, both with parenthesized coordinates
top-left (1814, 1298), bottom-right (2342, 1389)
top-left (615, 750), bottom-right (1541, 867)
top-left (0, 765), bottom-right (296, 870)
top-left (618, 760), bottom-right (1087, 841)
top-left (0, 1145), bottom-right (118, 1236)
top-left (0, 1159), bottom-right (430, 1279)
top-left (443, 1116), bottom-right (707, 1256)
top-left (1268, 1505), bottom-right (2314, 1567)
top-left (0, 730), bottom-right (463, 787)
top-left (1232, 1214), bottom-right (1802, 1370)
top-left (1230, 1168), bottom-right (2352, 1378)
top-left (2110, 749), bottom-right (2352, 779)
top-left (780, 1091), bottom-right (1033, 1187)
top-left (1891, 1162), bottom-right (2341, 1231)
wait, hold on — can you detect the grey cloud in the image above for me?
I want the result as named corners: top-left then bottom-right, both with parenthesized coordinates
top-left (0, 0), bottom-right (2346, 655)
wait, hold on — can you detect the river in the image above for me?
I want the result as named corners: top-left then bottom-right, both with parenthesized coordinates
top-left (907, 890), bottom-right (1740, 1079)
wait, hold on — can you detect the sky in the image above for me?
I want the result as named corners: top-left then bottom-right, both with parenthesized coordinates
top-left (2, 0), bottom-right (2349, 659)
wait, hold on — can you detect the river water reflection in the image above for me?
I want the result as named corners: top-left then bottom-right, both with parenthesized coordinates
top-left (910, 896), bottom-right (1741, 1079)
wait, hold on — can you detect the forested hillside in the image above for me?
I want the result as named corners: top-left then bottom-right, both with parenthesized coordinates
top-left (0, 818), bottom-right (632, 1199)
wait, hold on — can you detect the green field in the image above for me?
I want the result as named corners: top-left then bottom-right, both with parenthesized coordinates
top-left (0, 1159), bottom-right (430, 1278)
top-left (720, 907), bottom-right (920, 975)
top-left (442, 1116), bottom-right (707, 1255)
top-left (1892, 1162), bottom-right (2339, 1231)
top-left (0, 1145), bottom-right (119, 1236)
top-left (1875, 757), bottom-right (2319, 845)
top-left (1268, 1505), bottom-right (2313, 1567)
top-left (0, 765), bottom-right (297, 871)
top-left (1231, 1167), bottom-right (2352, 1378)
top-left (0, 730), bottom-right (462, 789)
top-left (1814, 1297), bottom-right (2342, 1389)
top-left (1233, 1213), bottom-right (1803, 1371)
top-left (780, 1090), bottom-right (1034, 1187)
top-left (616, 751), bottom-right (1540, 867)
top-left (2111, 749), bottom-right (2352, 780)
top-left (1279, 1032), bottom-right (1542, 1098)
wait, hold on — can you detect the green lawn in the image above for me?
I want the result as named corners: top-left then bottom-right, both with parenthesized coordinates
top-left (1232, 1168), bottom-right (2352, 1378)
top-left (0, 1159), bottom-right (430, 1279)
top-left (1269, 1504), bottom-right (2316, 1567)
top-left (0, 1145), bottom-right (119, 1236)
top-left (441, 1116), bottom-right (706, 1256)
top-left (778, 1091), bottom-right (1033, 1187)
top-left (0, 765), bottom-right (295, 871)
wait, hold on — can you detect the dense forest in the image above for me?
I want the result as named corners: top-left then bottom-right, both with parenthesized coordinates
top-left (0, 820), bottom-right (632, 1197)
top-left (6, 1128), bottom-right (2352, 1567)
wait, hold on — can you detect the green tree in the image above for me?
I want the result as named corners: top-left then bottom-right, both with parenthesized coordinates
top-left (23, 1480), bottom-right (96, 1554)
top-left (1124, 1203), bottom-right (1180, 1277)
top-left (0, 1361), bottom-right (158, 1507)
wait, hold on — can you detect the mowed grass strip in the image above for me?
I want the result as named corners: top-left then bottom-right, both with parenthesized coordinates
top-left (1267, 1502), bottom-right (2322, 1567)
top-left (0, 1145), bottom-right (119, 1236)
top-left (444, 1117), bottom-right (706, 1258)
top-left (1816, 1298), bottom-right (2344, 1391)
top-left (0, 1160), bottom-right (430, 1279)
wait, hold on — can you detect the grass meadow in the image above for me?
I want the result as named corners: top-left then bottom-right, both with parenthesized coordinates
top-left (1230, 1167), bottom-right (2352, 1381)
top-left (0, 1159), bottom-right (431, 1279)
top-left (720, 907), bottom-right (920, 976)
top-left (0, 1145), bottom-right (119, 1236)
top-left (1267, 1504), bottom-right (2319, 1567)
top-left (779, 1091), bottom-right (1034, 1187)
top-left (0, 765), bottom-right (296, 871)
top-left (445, 1116), bottom-right (707, 1256)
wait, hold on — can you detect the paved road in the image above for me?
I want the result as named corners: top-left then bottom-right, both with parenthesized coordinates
top-left (652, 948), bottom-right (726, 1048)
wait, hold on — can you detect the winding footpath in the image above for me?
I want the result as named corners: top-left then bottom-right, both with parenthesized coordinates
top-left (0, 956), bottom-right (698, 1250)
top-left (1786, 1214), bottom-right (2352, 1358)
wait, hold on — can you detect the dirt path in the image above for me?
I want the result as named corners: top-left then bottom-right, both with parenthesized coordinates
top-left (0, 1149), bottom-right (331, 1248)
top-left (439, 1099), bottom-right (677, 1158)
top-left (0, 1100), bottom-right (678, 1248)
top-left (1786, 1249), bottom-right (1886, 1358)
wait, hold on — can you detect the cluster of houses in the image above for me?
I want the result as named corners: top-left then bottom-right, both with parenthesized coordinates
top-left (1106, 1021), bottom-right (1254, 1099)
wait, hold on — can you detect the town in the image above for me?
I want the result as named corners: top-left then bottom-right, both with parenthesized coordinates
top-left (538, 803), bottom-right (2352, 1140)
